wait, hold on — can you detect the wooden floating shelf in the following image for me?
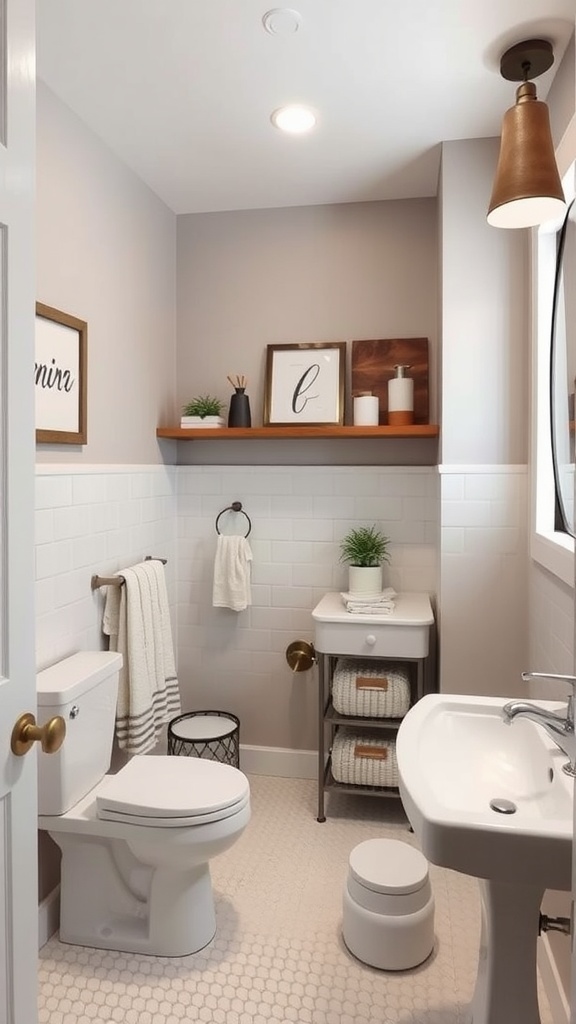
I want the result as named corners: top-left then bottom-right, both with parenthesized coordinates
top-left (157, 425), bottom-right (439, 440)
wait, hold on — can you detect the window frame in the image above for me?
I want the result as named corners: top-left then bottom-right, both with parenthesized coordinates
top-left (531, 156), bottom-right (576, 589)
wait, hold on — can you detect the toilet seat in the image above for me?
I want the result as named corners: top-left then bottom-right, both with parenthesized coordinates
top-left (96, 755), bottom-right (250, 828)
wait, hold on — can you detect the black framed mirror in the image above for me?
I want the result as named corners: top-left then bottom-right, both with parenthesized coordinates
top-left (550, 195), bottom-right (576, 539)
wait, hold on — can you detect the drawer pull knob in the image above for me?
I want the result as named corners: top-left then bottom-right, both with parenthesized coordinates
top-left (365, 634), bottom-right (377, 646)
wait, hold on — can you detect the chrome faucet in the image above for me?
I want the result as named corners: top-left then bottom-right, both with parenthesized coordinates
top-left (502, 672), bottom-right (576, 777)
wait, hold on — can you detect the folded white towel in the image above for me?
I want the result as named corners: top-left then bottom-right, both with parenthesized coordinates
top-left (343, 588), bottom-right (396, 613)
top-left (346, 602), bottom-right (395, 615)
top-left (340, 587), bottom-right (396, 603)
top-left (103, 560), bottom-right (181, 754)
top-left (213, 534), bottom-right (253, 611)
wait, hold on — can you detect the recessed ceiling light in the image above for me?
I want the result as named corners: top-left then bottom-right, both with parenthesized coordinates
top-left (271, 105), bottom-right (316, 134)
top-left (262, 9), bottom-right (302, 35)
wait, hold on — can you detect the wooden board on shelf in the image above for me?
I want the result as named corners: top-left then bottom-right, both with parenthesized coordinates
top-left (351, 338), bottom-right (429, 424)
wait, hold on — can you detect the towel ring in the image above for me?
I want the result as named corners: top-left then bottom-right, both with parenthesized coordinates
top-left (215, 501), bottom-right (252, 538)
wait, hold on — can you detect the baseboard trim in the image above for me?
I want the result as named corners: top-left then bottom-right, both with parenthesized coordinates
top-left (538, 933), bottom-right (570, 1024)
top-left (239, 744), bottom-right (316, 779)
top-left (38, 885), bottom-right (60, 950)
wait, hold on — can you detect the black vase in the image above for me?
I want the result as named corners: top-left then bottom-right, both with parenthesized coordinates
top-left (228, 389), bottom-right (252, 428)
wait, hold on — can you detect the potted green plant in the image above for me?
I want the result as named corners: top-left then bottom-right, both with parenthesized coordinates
top-left (181, 395), bottom-right (225, 428)
top-left (339, 524), bottom-right (390, 596)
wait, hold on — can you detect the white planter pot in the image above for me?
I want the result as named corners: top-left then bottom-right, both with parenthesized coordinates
top-left (180, 415), bottom-right (225, 428)
top-left (347, 565), bottom-right (383, 597)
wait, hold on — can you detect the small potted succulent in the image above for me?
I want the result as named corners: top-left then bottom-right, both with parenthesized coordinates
top-left (339, 524), bottom-right (390, 596)
top-left (181, 395), bottom-right (225, 428)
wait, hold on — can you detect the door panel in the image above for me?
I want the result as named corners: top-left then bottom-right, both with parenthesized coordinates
top-left (0, 0), bottom-right (37, 1021)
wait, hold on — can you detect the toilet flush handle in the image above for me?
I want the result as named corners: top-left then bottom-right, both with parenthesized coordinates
top-left (10, 712), bottom-right (66, 756)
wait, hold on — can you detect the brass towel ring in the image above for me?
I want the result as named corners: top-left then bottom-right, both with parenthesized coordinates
top-left (215, 501), bottom-right (252, 537)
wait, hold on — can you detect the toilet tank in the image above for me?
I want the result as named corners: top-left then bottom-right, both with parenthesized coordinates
top-left (37, 651), bottom-right (123, 815)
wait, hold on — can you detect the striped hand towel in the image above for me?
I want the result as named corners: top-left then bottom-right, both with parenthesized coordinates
top-left (103, 560), bottom-right (181, 754)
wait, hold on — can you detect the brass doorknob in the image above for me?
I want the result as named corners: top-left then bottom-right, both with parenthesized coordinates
top-left (11, 712), bottom-right (66, 756)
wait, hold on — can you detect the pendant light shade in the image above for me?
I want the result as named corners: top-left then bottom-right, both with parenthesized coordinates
top-left (487, 40), bottom-right (565, 229)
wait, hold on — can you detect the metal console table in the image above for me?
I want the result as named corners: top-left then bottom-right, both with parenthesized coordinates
top-left (311, 591), bottom-right (435, 822)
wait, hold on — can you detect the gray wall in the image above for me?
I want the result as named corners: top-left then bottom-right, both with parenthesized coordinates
top-left (176, 199), bottom-right (438, 433)
top-left (549, 33), bottom-right (575, 148)
top-left (36, 82), bottom-right (177, 465)
top-left (438, 138), bottom-right (530, 703)
top-left (440, 138), bottom-right (528, 466)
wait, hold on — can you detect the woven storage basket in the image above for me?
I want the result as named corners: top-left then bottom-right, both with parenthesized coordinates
top-left (331, 728), bottom-right (399, 788)
top-left (332, 658), bottom-right (410, 718)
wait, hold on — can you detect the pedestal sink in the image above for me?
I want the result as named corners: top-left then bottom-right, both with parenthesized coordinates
top-left (396, 694), bottom-right (573, 1024)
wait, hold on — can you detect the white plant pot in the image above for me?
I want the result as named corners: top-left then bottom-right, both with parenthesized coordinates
top-left (180, 415), bottom-right (225, 428)
top-left (347, 565), bottom-right (383, 597)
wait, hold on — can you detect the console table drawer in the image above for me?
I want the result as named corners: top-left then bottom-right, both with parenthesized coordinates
top-left (313, 619), bottom-right (429, 658)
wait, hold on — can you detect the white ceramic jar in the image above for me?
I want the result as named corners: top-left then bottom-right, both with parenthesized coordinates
top-left (353, 393), bottom-right (380, 426)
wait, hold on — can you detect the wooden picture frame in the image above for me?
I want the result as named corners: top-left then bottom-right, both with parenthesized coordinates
top-left (35, 302), bottom-right (87, 444)
top-left (263, 342), bottom-right (346, 426)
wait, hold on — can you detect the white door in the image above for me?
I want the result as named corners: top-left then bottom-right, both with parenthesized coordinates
top-left (0, 0), bottom-right (37, 1021)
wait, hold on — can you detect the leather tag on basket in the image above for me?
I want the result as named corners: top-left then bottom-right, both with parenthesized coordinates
top-left (355, 675), bottom-right (389, 690)
top-left (354, 743), bottom-right (388, 760)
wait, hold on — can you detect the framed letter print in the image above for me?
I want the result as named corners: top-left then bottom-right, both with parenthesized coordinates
top-left (264, 342), bottom-right (346, 426)
top-left (35, 303), bottom-right (87, 444)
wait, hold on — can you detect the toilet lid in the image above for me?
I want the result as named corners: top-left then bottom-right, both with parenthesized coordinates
top-left (349, 839), bottom-right (429, 895)
top-left (96, 755), bottom-right (250, 827)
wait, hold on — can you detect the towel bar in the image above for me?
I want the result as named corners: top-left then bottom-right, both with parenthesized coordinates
top-left (91, 556), bottom-right (167, 590)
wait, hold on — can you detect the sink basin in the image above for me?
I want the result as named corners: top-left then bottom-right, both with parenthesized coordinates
top-left (396, 693), bottom-right (573, 890)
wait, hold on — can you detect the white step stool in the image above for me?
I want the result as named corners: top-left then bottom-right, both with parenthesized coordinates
top-left (342, 838), bottom-right (435, 970)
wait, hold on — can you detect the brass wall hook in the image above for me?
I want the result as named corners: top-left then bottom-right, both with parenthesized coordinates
top-left (286, 640), bottom-right (316, 673)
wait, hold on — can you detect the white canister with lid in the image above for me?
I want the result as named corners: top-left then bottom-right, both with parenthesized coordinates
top-left (388, 365), bottom-right (414, 425)
top-left (353, 392), bottom-right (380, 426)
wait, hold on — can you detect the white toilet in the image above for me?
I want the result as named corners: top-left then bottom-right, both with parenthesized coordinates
top-left (37, 651), bottom-right (250, 957)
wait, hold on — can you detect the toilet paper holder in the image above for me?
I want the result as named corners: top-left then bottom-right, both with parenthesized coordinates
top-left (286, 640), bottom-right (317, 673)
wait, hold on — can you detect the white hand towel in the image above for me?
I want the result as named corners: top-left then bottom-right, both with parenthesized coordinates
top-left (345, 602), bottom-right (395, 615)
top-left (340, 588), bottom-right (397, 605)
top-left (213, 534), bottom-right (253, 611)
top-left (102, 560), bottom-right (181, 754)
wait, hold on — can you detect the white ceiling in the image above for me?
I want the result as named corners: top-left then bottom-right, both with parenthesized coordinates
top-left (37, 1), bottom-right (575, 215)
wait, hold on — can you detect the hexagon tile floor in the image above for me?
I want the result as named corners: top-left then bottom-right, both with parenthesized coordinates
top-left (38, 774), bottom-right (554, 1024)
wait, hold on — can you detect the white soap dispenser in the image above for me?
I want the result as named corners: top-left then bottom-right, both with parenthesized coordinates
top-left (388, 364), bottom-right (414, 426)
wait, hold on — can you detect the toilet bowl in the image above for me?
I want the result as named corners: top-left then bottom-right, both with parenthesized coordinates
top-left (37, 652), bottom-right (250, 957)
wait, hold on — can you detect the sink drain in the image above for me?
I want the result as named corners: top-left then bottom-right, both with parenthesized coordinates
top-left (490, 798), bottom-right (517, 814)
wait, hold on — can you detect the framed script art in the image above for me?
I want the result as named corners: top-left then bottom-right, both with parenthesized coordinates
top-left (263, 342), bottom-right (346, 426)
top-left (35, 303), bottom-right (87, 444)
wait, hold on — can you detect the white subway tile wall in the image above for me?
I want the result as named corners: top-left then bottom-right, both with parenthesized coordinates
top-left (439, 468), bottom-right (529, 697)
top-left (528, 559), bottom-right (575, 694)
top-left (34, 464), bottom-right (439, 751)
top-left (176, 466), bottom-right (438, 749)
top-left (35, 466), bottom-right (178, 669)
top-left (35, 464), bottom-right (542, 746)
